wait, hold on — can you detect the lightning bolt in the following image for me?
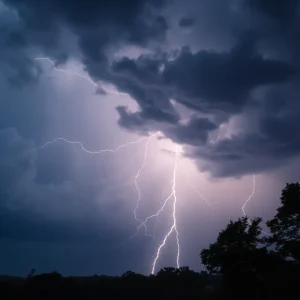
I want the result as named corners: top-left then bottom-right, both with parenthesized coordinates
top-left (146, 185), bottom-right (172, 239)
top-left (34, 57), bottom-right (128, 96)
top-left (151, 145), bottom-right (181, 274)
top-left (134, 184), bottom-right (173, 238)
top-left (242, 175), bottom-right (269, 236)
top-left (242, 175), bottom-right (256, 217)
top-left (28, 136), bottom-right (147, 154)
top-left (133, 132), bottom-right (160, 225)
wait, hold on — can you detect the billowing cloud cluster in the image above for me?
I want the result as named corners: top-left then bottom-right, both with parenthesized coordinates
top-left (2, 0), bottom-right (300, 177)
top-left (1, 0), bottom-right (167, 85)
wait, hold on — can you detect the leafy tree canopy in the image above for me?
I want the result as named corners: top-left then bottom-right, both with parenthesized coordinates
top-left (267, 182), bottom-right (300, 263)
top-left (200, 217), bottom-right (263, 276)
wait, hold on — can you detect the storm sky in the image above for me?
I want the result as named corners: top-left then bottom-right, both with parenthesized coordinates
top-left (0, 0), bottom-right (300, 276)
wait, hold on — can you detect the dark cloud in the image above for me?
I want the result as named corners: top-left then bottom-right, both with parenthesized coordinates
top-left (240, 0), bottom-right (300, 67)
top-left (116, 105), bottom-right (179, 134)
top-left (88, 5), bottom-right (298, 178)
top-left (245, 0), bottom-right (299, 26)
top-left (109, 37), bottom-right (295, 111)
top-left (0, 0), bottom-right (168, 87)
top-left (178, 16), bottom-right (196, 28)
top-left (162, 43), bottom-right (295, 112)
top-left (0, 24), bottom-right (42, 87)
top-left (3, 0), bottom-right (168, 56)
top-left (2, 0), bottom-right (300, 180)
top-left (165, 117), bottom-right (217, 146)
top-left (4, 0), bottom-right (167, 41)
top-left (188, 81), bottom-right (300, 177)
top-left (105, 39), bottom-right (295, 143)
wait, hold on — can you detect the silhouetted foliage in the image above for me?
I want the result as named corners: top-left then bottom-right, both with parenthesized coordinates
top-left (200, 182), bottom-right (300, 299)
top-left (0, 269), bottom-right (213, 299)
top-left (1, 183), bottom-right (299, 300)
top-left (267, 182), bottom-right (300, 263)
top-left (200, 217), bottom-right (263, 275)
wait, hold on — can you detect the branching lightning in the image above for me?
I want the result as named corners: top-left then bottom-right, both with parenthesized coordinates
top-left (241, 175), bottom-right (269, 236)
top-left (151, 145), bottom-right (181, 275)
top-left (136, 189), bottom-right (173, 237)
top-left (28, 136), bottom-right (147, 154)
top-left (143, 185), bottom-right (172, 239)
top-left (242, 175), bottom-right (256, 217)
top-left (34, 57), bottom-right (128, 96)
top-left (133, 132), bottom-right (160, 225)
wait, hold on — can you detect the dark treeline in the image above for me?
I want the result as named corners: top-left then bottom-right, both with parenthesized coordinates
top-left (1, 183), bottom-right (299, 300)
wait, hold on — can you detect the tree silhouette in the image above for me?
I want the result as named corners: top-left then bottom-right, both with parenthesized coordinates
top-left (121, 270), bottom-right (136, 277)
top-left (267, 182), bottom-right (300, 263)
top-left (199, 183), bottom-right (300, 300)
top-left (200, 217), bottom-right (263, 276)
top-left (156, 267), bottom-right (179, 277)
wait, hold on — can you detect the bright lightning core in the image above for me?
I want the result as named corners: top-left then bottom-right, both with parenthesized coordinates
top-left (242, 175), bottom-right (256, 217)
top-left (151, 145), bottom-right (181, 274)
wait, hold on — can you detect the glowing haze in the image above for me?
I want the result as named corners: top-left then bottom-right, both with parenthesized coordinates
top-left (0, 0), bottom-right (300, 276)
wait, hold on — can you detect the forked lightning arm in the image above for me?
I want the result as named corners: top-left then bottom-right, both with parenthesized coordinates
top-left (242, 175), bottom-right (256, 217)
top-left (29, 136), bottom-right (148, 154)
top-left (34, 57), bottom-right (128, 96)
top-left (151, 145), bottom-right (181, 274)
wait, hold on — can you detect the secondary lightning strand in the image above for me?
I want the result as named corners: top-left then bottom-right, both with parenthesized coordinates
top-left (34, 57), bottom-right (128, 96)
top-left (28, 136), bottom-right (147, 154)
top-left (136, 188), bottom-right (174, 237)
top-left (184, 164), bottom-right (213, 209)
top-left (133, 132), bottom-right (160, 224)
top-left (242, 175), bottom-right (269, 236)
top-left (242, 175), bottom-right (256, 217)
top-left (151, 145), bottom-right (181, 275)
top-left (131, 184), bottom-right (171, 240)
